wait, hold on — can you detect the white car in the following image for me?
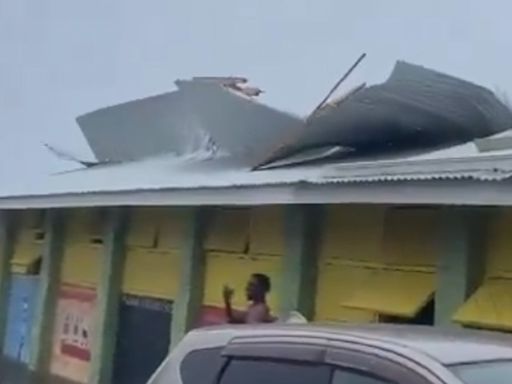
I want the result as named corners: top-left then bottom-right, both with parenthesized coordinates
top-left (148, 323), bottom-right (512, 384)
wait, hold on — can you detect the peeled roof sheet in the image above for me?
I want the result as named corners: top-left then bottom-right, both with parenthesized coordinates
top-left (262, 61), bottom-right (512, 167)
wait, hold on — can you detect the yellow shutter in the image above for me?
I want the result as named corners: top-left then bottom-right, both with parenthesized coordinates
top-left (315, 260), bottom-right (434, 321)
top-left (204, 209), bottom-right (249, 253)
top-left (320, 206), bottom-right (385, 262)
top-left (122, 248), bottom-right (181, 299)
top-left (61, 245), bottom-right (102, 287)
top-left (11, 210), bottom-right (44, 274)
top-left (249, 206), bottom-right (285, 256)
top-left (66, 209), bottom-right (104, 245)
top-left (126, 207), bottom-right (160, 247)
top-left (485, 211), bottom-right (512, 277)
top-left (10, 245), bottom-right (41, 274)
top-left (315, 261), bottom-right (377, 322)
top-left (382, 208), bottom-right (438, 267)
top-left (454, 278), bottom-right (512, 331)
top-left (340, 268), bottom-right (435, 317)
top-left (157, 208), bottom-right (188, 250)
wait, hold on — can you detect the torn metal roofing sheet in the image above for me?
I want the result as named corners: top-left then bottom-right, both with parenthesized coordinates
top-left (259, 61), bottom-right (512, 167)
top-left (77, 78), bottom-right (303, 165)
top-left (77, 91), bottom-right (217, 162)
top-left (175, 79), bottom-right (303, 166)
top-left (75, 61), bottom-right (512, 170)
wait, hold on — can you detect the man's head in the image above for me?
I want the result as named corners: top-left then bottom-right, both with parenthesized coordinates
top-left (245, 273), bottom-right (271, 302)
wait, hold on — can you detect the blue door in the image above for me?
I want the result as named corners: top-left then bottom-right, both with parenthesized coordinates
top-left (3, 274), bottom-right (39, 363)
top-left (112, 294), bottom-right (172, 384)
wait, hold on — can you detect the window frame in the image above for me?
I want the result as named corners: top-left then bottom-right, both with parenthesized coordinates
top-left (215, 356), bottom-right (332, 384)
top-left (179, 346), bottom-right (227, 384)
top-left (215, 337), bottom-right (442, 384)
top-left (326, 343), bottom-right (442, 384)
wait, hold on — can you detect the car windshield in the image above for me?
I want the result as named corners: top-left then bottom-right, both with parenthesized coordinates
top-left (451, 361), bottom-right (512, 384)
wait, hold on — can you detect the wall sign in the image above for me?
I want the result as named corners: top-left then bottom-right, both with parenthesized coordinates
top-left (50, 284), bottom-right (97, 383)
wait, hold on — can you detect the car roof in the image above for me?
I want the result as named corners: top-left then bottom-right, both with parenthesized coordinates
top-left (189, 323), bottom-right (512, 365)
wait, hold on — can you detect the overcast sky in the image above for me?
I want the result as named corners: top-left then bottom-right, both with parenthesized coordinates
top-left (1, 0), bottom-right (511, 184)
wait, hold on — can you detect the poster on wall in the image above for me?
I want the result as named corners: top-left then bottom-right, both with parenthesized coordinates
top-left (50, 283), bottom-right (97, 384)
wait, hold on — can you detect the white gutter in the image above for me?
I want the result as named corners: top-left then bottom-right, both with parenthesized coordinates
top-left (0, 179), bottom-right (511, 209)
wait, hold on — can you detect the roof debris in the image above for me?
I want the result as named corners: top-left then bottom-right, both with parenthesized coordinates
top-left (17, 58), bottom-right (512, 207)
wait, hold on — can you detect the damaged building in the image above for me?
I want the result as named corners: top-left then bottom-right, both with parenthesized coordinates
top-left (1, 61), bottom-right (512, 384)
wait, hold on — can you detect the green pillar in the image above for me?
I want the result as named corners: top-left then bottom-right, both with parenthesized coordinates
top-left (89, 208), bottom-right (129, 384)
top-left (280, 205), bottom-right (323, 320)
top-left (170, 207), bottom-right (208, 349)
top-left (0, 211), bottom-right (15, 350)
top-left (435, 208), bottom-right (489, 326)
top-left (29, 209), bottom-right (67, 372)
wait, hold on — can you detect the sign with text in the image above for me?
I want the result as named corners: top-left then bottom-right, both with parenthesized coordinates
top-left (50, 284), bottom-right (97, 383)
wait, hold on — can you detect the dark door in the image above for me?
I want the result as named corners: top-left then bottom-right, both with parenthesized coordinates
top-left (112, 294), bottom-right (172, 384)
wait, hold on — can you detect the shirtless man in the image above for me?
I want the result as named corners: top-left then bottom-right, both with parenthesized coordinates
top-left (223, 273), bottom-right (275, 324)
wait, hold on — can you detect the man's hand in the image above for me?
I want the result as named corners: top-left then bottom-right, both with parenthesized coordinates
top-left (223, 285), bottom-right (234, 303)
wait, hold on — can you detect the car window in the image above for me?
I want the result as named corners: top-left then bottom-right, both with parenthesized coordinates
top-left (180, 347), bottom-right (225, 384)
top-left (219, 358), bottom-right (331, 384)
top-left (450, 360), bottom-right (512, 384)
top-left (332, 368), bottom-right (395, 384)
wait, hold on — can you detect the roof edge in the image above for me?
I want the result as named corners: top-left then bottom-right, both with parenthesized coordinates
top-left (1, 179), bottom-right (512, 209)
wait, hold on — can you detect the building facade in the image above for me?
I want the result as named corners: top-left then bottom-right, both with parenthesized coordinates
top-left (0, 202), bottom-right (508, 383)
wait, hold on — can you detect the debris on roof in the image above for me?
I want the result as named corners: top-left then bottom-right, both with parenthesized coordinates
top-left (43, 143), bottom-right (100, 168)
top-left (259, 61), bottom-right (512, 168)
top-left (9, 58), bottom-right (509, 207)
top-left (75, 60), bottom-right (512, 172)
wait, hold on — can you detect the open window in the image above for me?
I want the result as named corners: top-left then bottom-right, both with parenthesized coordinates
top-left (338, 267), bottom-right (435, 323)
top-left (379, 298), bottom-right (435, 325)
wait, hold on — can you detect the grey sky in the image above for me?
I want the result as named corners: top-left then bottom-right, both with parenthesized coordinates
top-left (1, 0), bottom-right (511, 183)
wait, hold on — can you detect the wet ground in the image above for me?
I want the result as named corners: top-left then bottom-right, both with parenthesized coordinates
top-left (0, 359), bottom-right (76, 384)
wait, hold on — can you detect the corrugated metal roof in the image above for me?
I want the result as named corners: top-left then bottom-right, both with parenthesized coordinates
top-left (3, 146), bottom-right (512, 204)
top-left (318, 152), bottom-right (512, 183)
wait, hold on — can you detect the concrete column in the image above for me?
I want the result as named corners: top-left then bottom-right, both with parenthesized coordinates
top-left (89, 208), bottom-right (129, 384)
top-left (280, 205), bottom-right (323, 320)
top-left (0, 211), bottom-right (15, 350)
top-left (29, 209), bottom-right (66, 372)
top-left (170, 207), bottom-right (208, 349)
top-left (435, 208), bottom-right (489, 326)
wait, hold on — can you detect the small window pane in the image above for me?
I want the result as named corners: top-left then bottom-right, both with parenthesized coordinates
top-left (180, 347), bottom-right (225, 384)
top-left (220, 359), bottom-right (331, 384)
top-left (332, 369), bottom-right (395, 384)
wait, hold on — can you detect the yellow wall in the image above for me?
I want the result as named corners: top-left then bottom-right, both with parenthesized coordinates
top-left (61, 209), bottom-right (103, 287)
top-left (202, 207), bottom-right (283, 312)
top-left (315, 205), bottom-right (438, 323)
top-left (484, 210), bottom-right (512, 278)
top-left (454, 209), bottom-right (512, 330)
top-left (122, 207), bottom-right (185, 300)
top-left (11, 210), bottom-right (45, 274)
